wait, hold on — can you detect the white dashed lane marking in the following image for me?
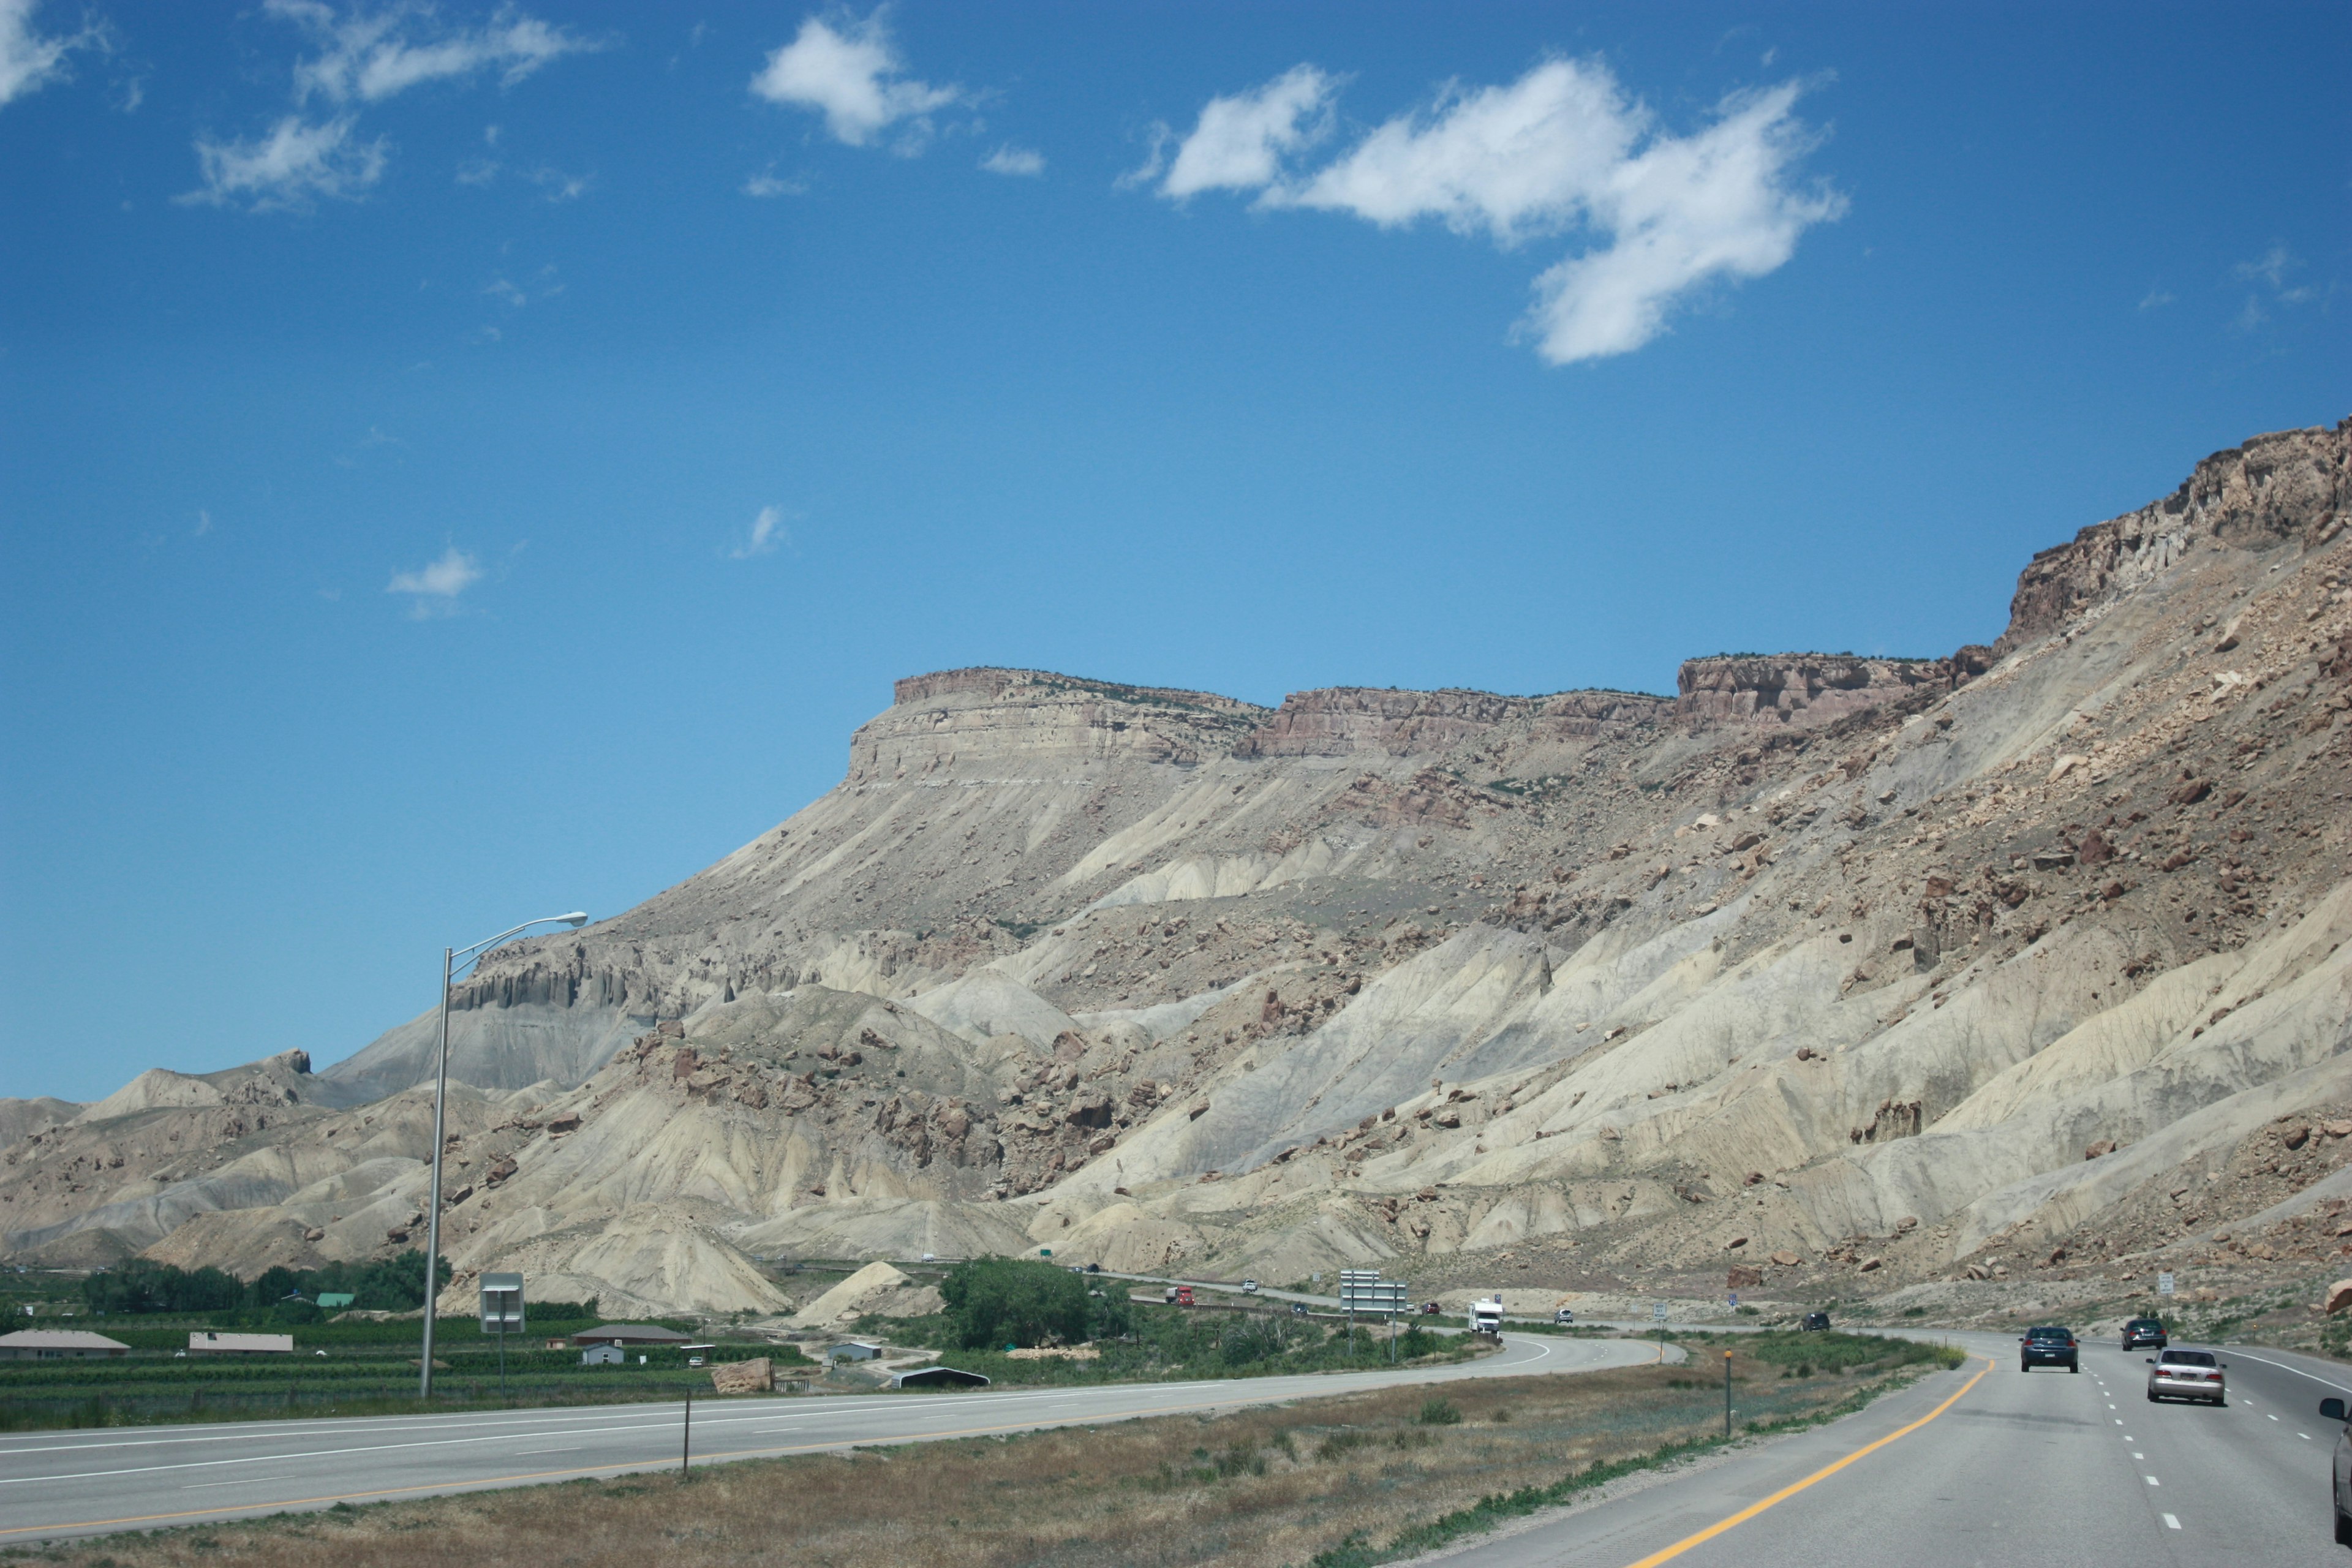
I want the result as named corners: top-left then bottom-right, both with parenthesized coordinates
top-left (2145, 1476), bottom-right (2161, 1487)
top-left (2163, 1513), bottom-right (2182, 1531)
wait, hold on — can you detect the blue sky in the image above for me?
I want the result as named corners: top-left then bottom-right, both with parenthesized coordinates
top-left (2, 1), bottom-right (2345, 1102)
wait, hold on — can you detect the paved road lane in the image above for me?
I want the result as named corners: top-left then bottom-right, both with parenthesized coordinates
top-left (1436, 1330), bottom-right (2350, 1567)
top-left (0, 1330), bottom-right (1664, 1545)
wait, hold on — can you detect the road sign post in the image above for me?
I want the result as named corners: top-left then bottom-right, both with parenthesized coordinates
top-left (478, 1273), bottom-right (524, 1404)
top-left (1724, 1350), bottom-right (1733, 1438)
top-left (2157, 1272), bottom-right (2176, 1295)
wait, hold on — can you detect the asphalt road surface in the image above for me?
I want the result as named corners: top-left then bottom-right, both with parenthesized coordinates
top-left (1434, 1330), bottom-right (2352, 1567)
top-left (0, 1329), bottom-right (1664, 1545)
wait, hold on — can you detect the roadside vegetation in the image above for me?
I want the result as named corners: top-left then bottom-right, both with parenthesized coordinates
top-left (0, 1341), bottom-right (1962, 1568)
top-left (854, 1259), bottom-right (1477, 1387)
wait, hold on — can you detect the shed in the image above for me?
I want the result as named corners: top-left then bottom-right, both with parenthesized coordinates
top-left (189, 1332), bottom-right (295, 1355)
top-left (0, 1330), bottom-right (129, 1360)
top-left (826, 1341), bottom-right (883, 1362)
top-left (571, 1324), bottom-right (693, 1348)
top-left (892, 1365), bottom-right (989, 1389)
top-left (580, 1343), bottom-right (626, 1366)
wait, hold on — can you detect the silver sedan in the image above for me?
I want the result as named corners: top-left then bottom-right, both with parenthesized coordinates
top-left (2145, 1347), bottom-right (2227, 1404)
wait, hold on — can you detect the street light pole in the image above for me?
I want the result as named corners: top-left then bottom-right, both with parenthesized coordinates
top-left (419, 911), bottom-right (587, 1400)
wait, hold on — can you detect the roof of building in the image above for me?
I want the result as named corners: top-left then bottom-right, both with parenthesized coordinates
top-left (571, 1324), bottom-right (693, 1344)
top-left (0, 1329), bottom-right (129, 1351)
top-left (891, 1365), bottom-right (989, 1388)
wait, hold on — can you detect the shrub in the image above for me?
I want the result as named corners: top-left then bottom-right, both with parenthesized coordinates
top-left (1417, 1397), bottom-right (1462, 1426)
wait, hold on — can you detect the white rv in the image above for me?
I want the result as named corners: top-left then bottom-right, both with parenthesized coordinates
top-left (1468, 1297), bottom-right (1506, 1334)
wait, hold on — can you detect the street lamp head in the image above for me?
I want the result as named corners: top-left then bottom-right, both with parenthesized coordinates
top-left (559, 911), bottom-right (588, 927)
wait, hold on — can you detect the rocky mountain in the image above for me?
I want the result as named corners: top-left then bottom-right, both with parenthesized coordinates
top-left (6, 418), bottom-right (2348, 1320)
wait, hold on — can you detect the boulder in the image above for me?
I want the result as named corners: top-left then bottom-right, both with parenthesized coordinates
top-left (1770, 1251), bottom-right (1802, 1268)
top-left (710, 1357), bottom-right (775, 1395)
top-left (2325, 1282), bottom-right (2352, 1317)
top-left (1727, 1265), bottom-right (1763, 1289)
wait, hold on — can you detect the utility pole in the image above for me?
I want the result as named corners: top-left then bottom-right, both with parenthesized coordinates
top-left (682, 1387), bottom-right (694, 1480)
top-left (417, 913), bottom-right (586, 1400)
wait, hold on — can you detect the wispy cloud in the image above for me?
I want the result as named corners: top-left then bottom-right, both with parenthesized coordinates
top-left (750, 8), bottom-right (962, 151)
top-left (979, 143), bottom-right (1044, 177)
top-left (729, 504), bottom-right (789, 559)
top-left (2231, 243), bottom-right (2317, 334)
top-left (194, 509), bottom-right (213, 537)
top-left (2235, 243), bottom-right (2314, 301)
top-left (2138, 287), bottom-right (2174, 311)
top-left (386, 545), bottom-right (482, 616)
top-left (1137, 56), bottom-right (1844, 364)
top-left (742, 166), bottom-right (808, 197)
top-left (186, 2), bottom-right (597, 212)
top-left (0, 0), bottom-right (108, 110)
top-left (182, 115), bottom-right (389, 211)
top-left (273, 0), bottom-right (598, 104)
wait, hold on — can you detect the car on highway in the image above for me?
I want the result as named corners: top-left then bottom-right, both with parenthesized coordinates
top-left (2317, 1395), bottom-right (2352, 1542)
top-left (1800, 1311), bottom-right (1831, 1332)
top-left (1553, 1307), bottom-right (1575, 1325)
top-left (2122, 1316), bottom-right (2167, 1350)
top-left (1241, 1279), bottom-right (1259, 1294)
top-left (2145, 1348), bottom-right (2226, 1404)
top-left (2019, 1325), bottom-right (2080, 1372)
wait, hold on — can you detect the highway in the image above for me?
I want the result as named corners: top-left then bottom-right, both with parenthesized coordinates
top-left (1436, 1330), bottom-right (2352, 1567)
top-left (0, 1329), bottom-right (1663, 1545)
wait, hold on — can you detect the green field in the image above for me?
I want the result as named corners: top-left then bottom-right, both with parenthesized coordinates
top-left (0, 1314), bottom-right (809, 1430)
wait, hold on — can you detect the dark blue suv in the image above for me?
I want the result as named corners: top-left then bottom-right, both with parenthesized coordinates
top-left (2020, 1325), bottom-right (2079, 1372)
top-left (2121, 1317), bottom-right (2167, 1351)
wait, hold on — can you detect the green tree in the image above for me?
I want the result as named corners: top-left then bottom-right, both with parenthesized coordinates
top-left (939, 1256), bottom-right (1095, 1349)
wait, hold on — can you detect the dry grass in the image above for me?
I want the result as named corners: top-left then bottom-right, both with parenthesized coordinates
top-left (9, 1356), bottom-right (1913, 1568)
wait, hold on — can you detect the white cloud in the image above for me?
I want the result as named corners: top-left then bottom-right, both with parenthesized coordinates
top-left (2138, 287), bottom-right (2175, 311)
top-left (386, 545), bottom-right (482, 615)
top-left (980, 143), bottom-right (1043, 177)
top-left (182, 115), bottom-right (389, 211)
top-left (730, 505), bottom-right (788, 559)
top-left (1150, 64), bottom-right (1335, 198)
top-left (2234, 244), bottom-right (2313, 304)
top-left (0, 0), bottom-right (106, 108)
top-left (271, 0), bottom-right (598, 104)
top-left (194, 509), bottom-right (213, 537)
top-left (1150, 56), bottom-right (1843, 364)
top-left (742, 167), bottom-right (808, 197)
top-left (189, 3), bottom-right (595, 213)
top-left (750, 9), bottom-right (960, 149)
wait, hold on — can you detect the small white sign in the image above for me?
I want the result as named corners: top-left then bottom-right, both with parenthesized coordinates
top-left (1651, 1302), bottom-right (1668, 1322)
top-left (2157, 1272), bottom-right (2176, 1295)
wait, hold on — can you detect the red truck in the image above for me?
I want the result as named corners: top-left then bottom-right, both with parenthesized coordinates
top-left (1163, 1285), bottom-right (1196, 1306)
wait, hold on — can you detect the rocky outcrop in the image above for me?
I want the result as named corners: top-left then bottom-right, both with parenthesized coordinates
top-left (852, 668), bottom-right (1267, 781)
top-left (1234, 687), bottom-right (1537, 757)
top-left (1674, 655), bottom-right (1949, 728)
top-left (1526, 690), bottom-right (1673, 741)
top-left (1998, 418), bottom-right (2349, 654)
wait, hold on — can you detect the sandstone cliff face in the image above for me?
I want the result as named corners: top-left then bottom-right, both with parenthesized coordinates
top-left (1998, 420), bottom-right (2349, 655)
top-left (1673, 655), bottom-right (1951, 728)
top-left (21, 417), bottom-right (2352, 1322)
top-left (853, 667), bottom-right (1267, 781)
top-left (1234, 688), bottom-right (1539, 757)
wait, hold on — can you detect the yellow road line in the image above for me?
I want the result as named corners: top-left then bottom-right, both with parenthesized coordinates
top-left (1621, 1355), bottom-right (1994, 1568)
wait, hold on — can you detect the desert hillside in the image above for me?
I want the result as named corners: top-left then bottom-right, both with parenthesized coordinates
top-left (6, 418), bottom-right (2348, 1320)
